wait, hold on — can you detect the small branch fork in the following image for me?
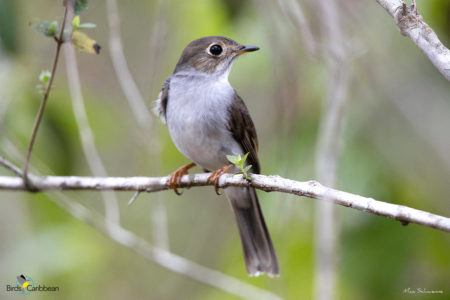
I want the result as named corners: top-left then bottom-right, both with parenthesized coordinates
top-left (1, 157), bottom-right (449, 233)
top-left (23, 2), bottom-right (72, 186)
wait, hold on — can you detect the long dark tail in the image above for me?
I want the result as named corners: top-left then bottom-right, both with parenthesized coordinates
top-left (225, 186), bottom-right (279, 276)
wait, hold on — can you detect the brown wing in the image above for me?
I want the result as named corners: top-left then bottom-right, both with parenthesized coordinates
top-left (227, 92), bottom-right (260, 174)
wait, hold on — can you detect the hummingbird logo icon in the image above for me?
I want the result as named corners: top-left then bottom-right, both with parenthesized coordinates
top-left (16, 274), bottom-right (33, 295)
top-left (6, 274), bottom-right (59, 295)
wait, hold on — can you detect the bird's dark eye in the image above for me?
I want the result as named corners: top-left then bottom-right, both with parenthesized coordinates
top-left (209, 44), bottom-right (223, 56)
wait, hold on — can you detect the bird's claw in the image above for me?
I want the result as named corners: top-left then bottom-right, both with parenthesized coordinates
top-left (207, 164), bottom-right (233, 195)
top-left (169, 163), bottom-right (196, 195)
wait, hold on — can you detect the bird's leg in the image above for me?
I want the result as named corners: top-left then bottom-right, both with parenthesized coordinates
top-left (207, 164), bottom-right (233, 195)
top-left (169, 162), bottom-right (196, 195)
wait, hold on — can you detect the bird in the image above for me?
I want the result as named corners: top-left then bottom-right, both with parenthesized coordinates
top-left (16, 274), bottom-right (30, 290)
top-left (154, 36), bottom-right (279, 276)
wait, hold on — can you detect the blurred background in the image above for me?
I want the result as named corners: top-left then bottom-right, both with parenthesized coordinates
top-left (0, 0), bottom-right (449, 299)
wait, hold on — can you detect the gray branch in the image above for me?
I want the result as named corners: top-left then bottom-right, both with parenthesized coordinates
top-left (64, 15), bottom-right (121, 226)
top-left (375, 0), bottom-right (450, 81)
top-left (48, 191), bottom-right (281, 300)
top-left (105, 0), bottom-right (169, 250)
top-left (1, 173), bottom-right (449, 233)
top-left (314, 0), bottom-right (349, 298)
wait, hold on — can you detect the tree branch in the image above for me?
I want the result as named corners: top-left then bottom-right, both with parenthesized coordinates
top-left (314, 0), bottom-right (350, 298)
top-left (2, 143), bottom-right (280, 300)
top-left (106, 0), bottom-right (153, 128)
top-left (375, 0), bottom-right (450, 81)
top-left (1, 173), bottom-right (449, 233)
top-left (0, 156), bottom-right (23, 177)
top-left (23, 1), bottom-right (71, 184)
top-left (64, 24), bottom-right (120, 226)
top-left (276, 0), bottom-right (318, 57)
top-left (47, 191), bottom-right (282, 300)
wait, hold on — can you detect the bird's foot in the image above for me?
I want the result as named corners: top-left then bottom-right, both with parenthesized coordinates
top-left (169, 163), bottom-right (196, 195)
top-left (207, 164), bottom-right (233, 195)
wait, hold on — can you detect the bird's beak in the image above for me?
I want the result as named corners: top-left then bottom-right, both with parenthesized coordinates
top-left (236, 45), bottom-right (260, 55)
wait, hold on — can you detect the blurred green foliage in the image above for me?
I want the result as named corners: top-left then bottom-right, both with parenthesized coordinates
top-left (426, 0), bottom-right (450, 45)
top-left (31, 19), bottom-right (59, 38)
top-left (74, 0), bottom-right (89, 16)
top-left (0, 0), bottom-right (19, 55)
top-left (0, 0), bottom-right (449, 299)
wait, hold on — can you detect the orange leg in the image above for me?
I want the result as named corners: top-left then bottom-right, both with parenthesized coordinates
top-left (207, 164), bottom-right (233, 195)
top-left (169, 163), bottom-right (196, 195)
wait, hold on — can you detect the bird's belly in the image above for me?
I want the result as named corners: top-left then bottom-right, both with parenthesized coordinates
top-left (166, 74), bottom-right (244, 171)
top-left (168, 115), bottom-right (242, 171)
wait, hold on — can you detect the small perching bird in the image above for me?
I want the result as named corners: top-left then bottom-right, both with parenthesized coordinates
top-left (155, 36), bottom-right (279, 276)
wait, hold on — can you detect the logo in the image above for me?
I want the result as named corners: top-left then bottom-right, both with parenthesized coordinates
top-left (16, 274), bottom-right (33, 295)
top-left (6, 274), bottom-right (59, 295)
top-left (403, 287), bottom-right (444, 294)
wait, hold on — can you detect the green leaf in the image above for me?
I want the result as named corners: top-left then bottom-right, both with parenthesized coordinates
top-left (48, 21), bottom-right (58, 35)
top-left (72, 15), bottom-right (80, 28)
top-left (72, 15), bottom-right (96, 31)
top-left (30, 19), bottom-right (59, 38)
top-left (226, 155), bottom-right (238, 164)
top-left (242, 152), bottom-right (249, 163)
top-left (74, 0), bottom-right (89, 16)
top-left (243, 165), bottom-right (252, 173)
top-left (77, 23), bottom-right (96, 29)
top-left (39, 70), bottom-right (51, 83)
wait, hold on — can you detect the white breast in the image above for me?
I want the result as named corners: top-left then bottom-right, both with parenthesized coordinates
top-left (166, 70), bottom-right (243, 171)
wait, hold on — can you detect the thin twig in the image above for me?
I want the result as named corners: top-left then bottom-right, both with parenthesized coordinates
top-left (106, 0), bottom-right (153, 128)
top-left (106, 0), bottom-right (169, 250)
top-left (1, 171), bottom-right (449, 233)
top-left (64, 38), bottom-right (120, 226)
top-left (314, 0), bottom-right (350, 299)
top-left (23, 4), bottom-right (70, 185)
top-left (128, 191), bottom-right (141, 206)
top-left (0, 156), bottom-right (23, 177)
top-left (276, 0), bottom-right (318, 56)
top-left (61, 0), bottom-right (120, 228)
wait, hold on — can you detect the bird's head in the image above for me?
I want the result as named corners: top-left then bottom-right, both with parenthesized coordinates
top-left (174, 36), bottom-right (259, 77)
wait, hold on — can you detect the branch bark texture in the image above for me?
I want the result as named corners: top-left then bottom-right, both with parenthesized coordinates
top-left (375, 0), bottom-right (450, 81)
top-left (1, 173), bottom-right (449, 233)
